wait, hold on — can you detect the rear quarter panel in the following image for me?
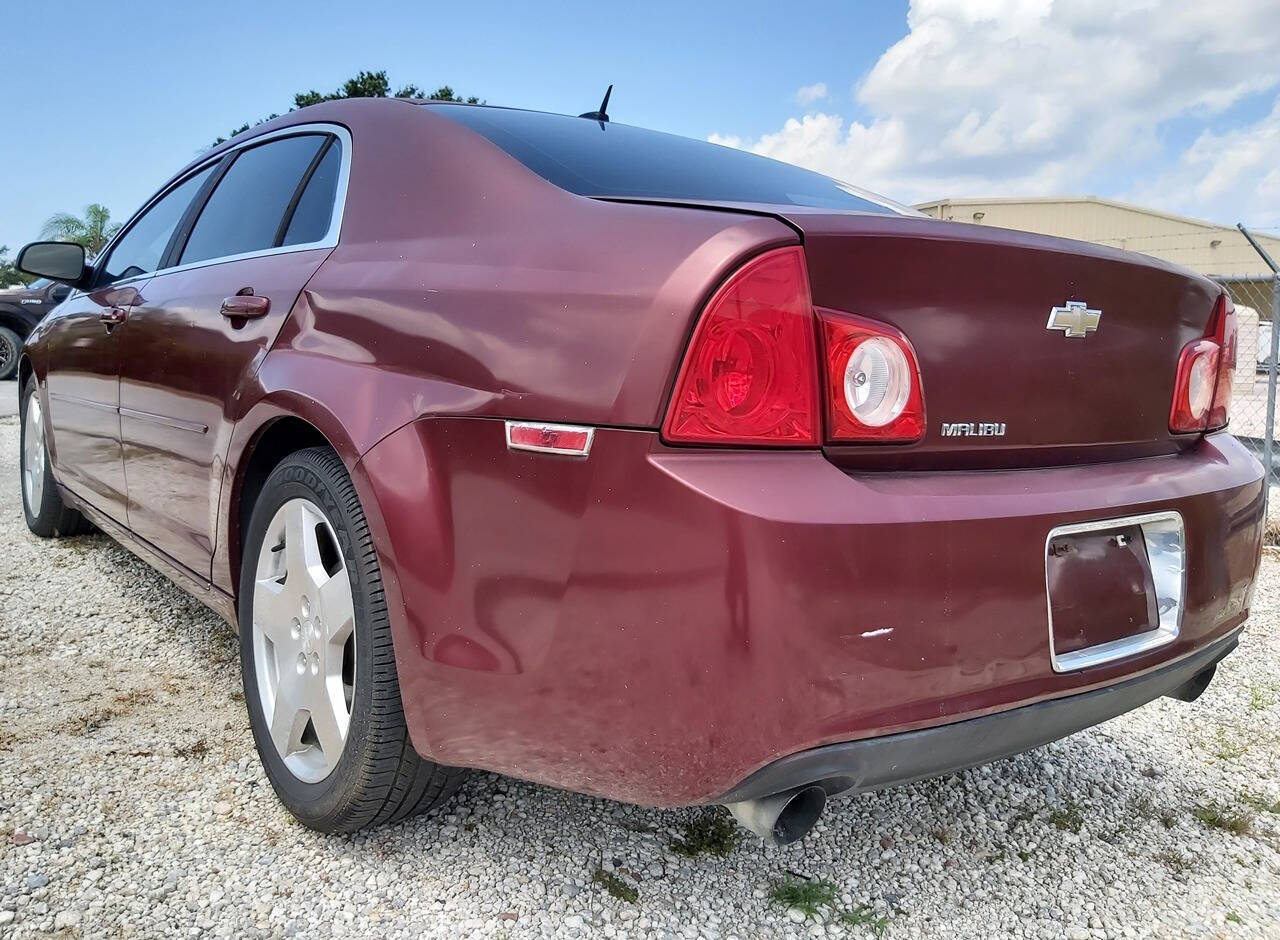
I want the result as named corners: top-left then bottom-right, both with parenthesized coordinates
top-left (290, 101), bottom-right (797, 431)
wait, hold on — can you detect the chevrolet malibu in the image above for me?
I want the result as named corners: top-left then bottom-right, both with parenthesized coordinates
top-left (15, 98), bottom-right (1263, 845)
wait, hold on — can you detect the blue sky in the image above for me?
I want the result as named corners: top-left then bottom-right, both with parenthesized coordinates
top-left (5, 0), bottom-right (1279, 251)
top-left (0, 0), bottom-right (907, 249)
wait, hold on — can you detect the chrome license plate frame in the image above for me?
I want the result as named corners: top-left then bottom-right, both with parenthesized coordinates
top-left (1045, 510), bottom-right (1185, 672)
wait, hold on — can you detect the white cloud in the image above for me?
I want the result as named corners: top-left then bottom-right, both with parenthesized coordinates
top-left (1135, 99), bottom-right (1280, 225)
top-left (794, 82), bottom-right (828, 106)
top-left (711, 0), bottom-right (1280, 220)
top-left (707, 132), bottom-right (743, 149)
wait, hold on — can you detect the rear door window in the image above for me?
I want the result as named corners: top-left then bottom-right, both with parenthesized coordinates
top-left (281, 140), bottom-right (342, 246)
top-left (179, 135), bottom-right (326, 265)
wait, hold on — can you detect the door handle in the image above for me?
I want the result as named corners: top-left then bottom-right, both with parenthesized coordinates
top-left (220, 292), bottom-right (270, 318)
top-left (99, 307), bottom-right (127, 331)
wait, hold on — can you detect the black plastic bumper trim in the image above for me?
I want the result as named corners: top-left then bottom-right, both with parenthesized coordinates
top-left (717, 630), bottom-right (1240, 805)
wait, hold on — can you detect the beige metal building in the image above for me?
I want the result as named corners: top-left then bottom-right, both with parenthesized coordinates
top-left (914, 196), bottom-right (1279, 278)
top-left (914, 196), bottom-right (1279, 439)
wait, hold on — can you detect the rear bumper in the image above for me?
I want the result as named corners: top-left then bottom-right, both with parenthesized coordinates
top-left (358, 421), bottom-right (1264, 807)
top-left (718, 627), bottom-right (1240, 803)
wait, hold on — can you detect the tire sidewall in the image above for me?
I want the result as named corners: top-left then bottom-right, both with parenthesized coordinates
top-left (238, 453), bottom-right (381, 828)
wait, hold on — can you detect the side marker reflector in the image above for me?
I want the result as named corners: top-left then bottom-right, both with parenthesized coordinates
top-left (505, 421), bottom-right (594, 456)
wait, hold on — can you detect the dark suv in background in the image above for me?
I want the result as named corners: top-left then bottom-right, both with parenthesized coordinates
top-left (0, 278), bottom-right (70, 380)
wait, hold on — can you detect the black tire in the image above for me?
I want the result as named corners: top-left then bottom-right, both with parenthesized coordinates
top-left (239, 445), bottom-right (465, 832)
top-left (19, 376), bottom-right (92, 538)
top-left (0, 327), bottom-right (21, 381)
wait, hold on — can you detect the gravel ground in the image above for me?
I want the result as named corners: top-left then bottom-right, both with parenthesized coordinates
top-left (2, 391), bottom-right (1280, 939)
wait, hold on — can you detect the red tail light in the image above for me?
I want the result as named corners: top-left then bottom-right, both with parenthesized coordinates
top-left (819, 310), bottom-right (926, 442)
top-left (1170, 294), bottom-right (1236, 434)
top-left (662, 247), bottom-right (820, 446)
top-left (1169, 340), bottom-right (1220, 432)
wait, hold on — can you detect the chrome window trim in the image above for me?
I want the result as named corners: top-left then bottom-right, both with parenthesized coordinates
top-left (1044, 510), bottom-right (1186, 673)
top-left (146, 235), bottom-right (336, 282)
top-left (92, 123), bottom-right (352, 291)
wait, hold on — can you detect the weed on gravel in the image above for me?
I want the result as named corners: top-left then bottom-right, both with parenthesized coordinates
top-left (840, 904), bottom-right (891, 935)
top-left (67, 706), bottom-right (117, 736)
top-left (1156, 849), bottom-right (1192, 874)
top-left (1210, 727), bottom-right (1251, 761)
top-left (1250, 680), bottom-right (1278, 711)
top-left (668, 811), bottom-right (740, 857)
top-left (60, 688), bottom-right (160, 736)
top-left (1127, 792), bottom-right (1180, 830)
top-left (114, 688), bottom-right (158, 709)
top-left (1049, 802), bottom-right (1084, 833)
top-left (174, 738), bottom-right (210, 760)
top-left (1242, 793), bottom-right (1280, 815)
top-left (768, 876), bottom-right (889, 934)
top-left (1193, 800), bottom-right (1255, 835)
top-left (769, 875), bottom-right (838, 916)
top-left (591, 867), bottom-right (638, 903)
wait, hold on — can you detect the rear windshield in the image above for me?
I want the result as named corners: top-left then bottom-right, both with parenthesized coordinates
top-left (430, 105), bottom-right (901, 214)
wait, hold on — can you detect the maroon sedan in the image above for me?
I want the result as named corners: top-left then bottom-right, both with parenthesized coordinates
top-left (15, 99), bottom-right (1263, 845)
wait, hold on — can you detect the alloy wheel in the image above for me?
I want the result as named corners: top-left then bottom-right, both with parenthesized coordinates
top-left (22, 394), bottom-right (45, 514)
top-left (252, 498), bottom-right (357, 783)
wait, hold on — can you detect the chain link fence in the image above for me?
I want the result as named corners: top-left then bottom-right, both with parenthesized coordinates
top-left (1211, 226), bottom-right (1280, 496)
top-left (1212, 274), bottom-right (1279, 452)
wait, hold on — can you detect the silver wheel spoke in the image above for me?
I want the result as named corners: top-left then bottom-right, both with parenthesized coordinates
top-left (284, 501), bottom-right (327, 588)
top-left (253, 579), bottom-right (296, 646)
top-left (317, 570), bottom-right (355, 645)
top-left (308, 686), bottom-right (347, 758)
top-left (268, 685), bottom-right (307, 758)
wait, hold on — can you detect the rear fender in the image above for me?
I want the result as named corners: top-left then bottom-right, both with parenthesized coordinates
top-left (213, 343), bottom-right (425, 656)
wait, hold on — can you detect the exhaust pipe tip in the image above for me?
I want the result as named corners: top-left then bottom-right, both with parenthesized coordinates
top-left (725, 784), bottom-right (827, 846)
top-left (1167, 662), bottom-right (1217, 702)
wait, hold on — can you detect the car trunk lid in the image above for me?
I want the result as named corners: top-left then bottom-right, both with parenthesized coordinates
top-left (786, 212), bottom-right (1222, 470)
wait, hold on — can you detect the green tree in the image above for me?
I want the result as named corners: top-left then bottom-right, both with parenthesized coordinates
top-left (0, 246), bottom-right (34, 287)
top-left (215, 70), bottom-right (481, 145)
top-left (425, 85), bottom-right (481, 104)
top-left (39, 204), bottom-right (121, 256)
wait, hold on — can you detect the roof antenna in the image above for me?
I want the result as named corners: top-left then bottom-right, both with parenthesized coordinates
top-left (579, 84), bottom-right (613, 123)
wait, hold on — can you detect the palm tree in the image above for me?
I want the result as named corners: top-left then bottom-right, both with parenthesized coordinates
top-left (40, 204), bottom-right (121, 256)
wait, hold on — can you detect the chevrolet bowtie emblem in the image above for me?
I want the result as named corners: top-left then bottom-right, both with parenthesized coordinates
top-left (1046, 300), bottom-right (1101, 338)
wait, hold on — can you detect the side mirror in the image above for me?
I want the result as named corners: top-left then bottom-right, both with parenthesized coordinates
top-left (16, 241), bottom-right (88, 286)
